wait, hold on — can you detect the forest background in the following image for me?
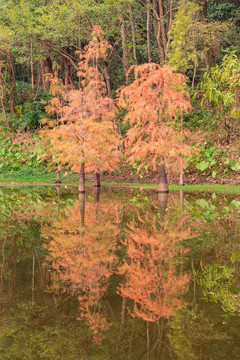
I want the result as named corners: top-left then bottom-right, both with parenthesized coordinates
top-left (1, 0), bottom-right (240, 186)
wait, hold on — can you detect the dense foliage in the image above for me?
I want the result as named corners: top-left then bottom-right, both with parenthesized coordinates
top-left (0, 0), bottom-right (240, 182)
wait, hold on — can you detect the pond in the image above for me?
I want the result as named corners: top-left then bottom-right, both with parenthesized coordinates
top-left (0, 185), bottom-right (240, 359)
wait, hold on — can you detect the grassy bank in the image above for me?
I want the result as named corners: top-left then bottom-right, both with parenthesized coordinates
top-left (103, 182), bottom-right (240, 194)
top-left (0, 167), bottom-right (79, 185)
top-left (1, 169), bottom-right (240, 194)
top-left (0, 168), bottom-right (56, 184)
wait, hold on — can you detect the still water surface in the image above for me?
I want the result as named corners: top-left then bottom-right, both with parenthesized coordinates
top-left (0, 185), bottom-right (240, 359)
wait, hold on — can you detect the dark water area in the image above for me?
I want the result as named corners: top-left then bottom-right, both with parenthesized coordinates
top-left (0, 185), bottom-right (240, 359)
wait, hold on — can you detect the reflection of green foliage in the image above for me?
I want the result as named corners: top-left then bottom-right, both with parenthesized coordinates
top-left (0, 302), bottom-right (110, 360)
top-left (195, 198), bottom-right (217, 220)
top-left (184, 193), bottom-right (240, 281)
top-left (1, 187), bottom-right (240, 359)
top-left (188, 197), bottom-right (219, 221)
top-left (187, 193), bottom-right (240, 223)
top-left (0, 187), bottom-right (74, 221)
top-left (0, 187), bottom-right (75, 286)
top-left (229, 200), bottom-right (240, 211)
top-left (129, 192), bottom-right (148, 207)
top-left (0, 189), bottom-right (38, 219)
top-left (198, 262), bottom-right (240, 315)
top-left (170, 307), bottom-right (231, 360)
top-left (0, 188), bottom-right (46, 220)
top-left (169, 309), bottom-right (194, 360)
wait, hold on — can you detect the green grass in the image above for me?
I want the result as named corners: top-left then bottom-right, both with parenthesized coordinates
top-left (0, 166), bottom-right (79, 185)
top-left (169, 183), bottom-right (240, 194)
top-left (0, 168), bottom-right (55, 184)
top-left (102, 182), bottom-right (240, 194)
top-left (1, 168), bottom-right (240, 194)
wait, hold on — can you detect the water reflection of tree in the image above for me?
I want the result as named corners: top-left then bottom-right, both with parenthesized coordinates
top-left (44, 195), bottom-right (121, 343)
top-left (170, 307), bottom-right (230, 360)
top-left (186, 195), bottom-right (240, 309)
top-left (1, 188), bottom-right (240, 359)
top-left (117, 204), bottom-right (192, 358)
top-left (0, 189), bottom-right (46, 299)
top-left (119, 217), bottom-right (190, 321)
top-left (0, 188), bottom-right (121, 359)
top-left (168, 194), bottom-right (240, 360)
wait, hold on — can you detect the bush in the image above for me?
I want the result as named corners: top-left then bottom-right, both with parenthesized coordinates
top-left (12, 82), bottom-right (50, 129)
top-left (183, 106), bottom-right (221, 131)
top-left (186, 141), bottom-right (239, 178)
top-left (0, 131), bottom-right (42, 171)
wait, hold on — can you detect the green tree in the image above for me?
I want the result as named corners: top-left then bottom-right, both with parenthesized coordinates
top-left (168, 0), bottom-right (235, 88)
top-left (199, 51), bottom-right (240, 142)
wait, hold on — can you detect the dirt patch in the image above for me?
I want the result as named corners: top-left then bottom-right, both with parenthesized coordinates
top-left (101, 171), bottom-right (240, 186)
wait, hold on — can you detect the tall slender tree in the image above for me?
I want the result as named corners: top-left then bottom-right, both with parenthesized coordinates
top-left (118, 63), bottom-right (192, 191)
top-left (41, 28), bottom-right (120, 192)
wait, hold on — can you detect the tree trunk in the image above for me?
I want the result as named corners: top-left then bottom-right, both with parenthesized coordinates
top-left (152, 0), bottom-right (165, 64)
top-left (34, 61), bottom-right (42, 101)
top-left (7, 53), bottom-right (16, 114)
top-left (158, 0), bottom-right (167, 50)
top-left (8, 236), bottom-right (17, 299)
top-left (79, 192), bottom-right (85, 226)
top-left (79, 162), bottom-right (85, 193)
top-left (192, 58), bottom-right (197, 89)
top-left (0, 55), bottom-right (9, 130)
top-left (150, 0), bottom-right (171, 64)
top-left (63, 47), bottom-right (74, 87)
top-left (204, 49), bottom-right (211, 70)
top-left (180, 190), bottom-right (184, 214)
top-left (158, 158), bottom-right (169, 193)
top-left (32, 251), bottom-right (35, 306)
top-left (93, 186), bottom-right (101, 204)
top-left (116, 297), bottom-right (127, 353)
top-left (103, 60), bottom-right (113, 99)
top-left (93, 187), bottom-right (100, 221)
top-left (128, 317), bottom-right (135, 360)
top-left (158, 192), bottom-right (168, 223)
top-left (55, 168), bottom-right (61, 184)
top-left (198, 0), bottom-right (208, 18)
top-left (147, 321), bottom-right (150, 360)
top-left (179, 112), bottom-right (184, 186)
top-left (1, 224), bottom-right (9, 291)
top-left (103, 58), bottom-right (121, 135)
top-left (129, 7), bottom-right (138, 64)
top-left (156, 319), bottom-right (163, 358)
top-left (93, 170), bottom-right (101, 187)
top-left (41, 56), bottom-right (53, 92)
top-left (56, 184), bottom-right (61, 214)
top-left (30, 38), bottom-right (34, 90)
top-left (147, 0), bottom-right (152, 62)
top-left (165, 0), bottom-right (173, 59)
top-left (119, 8), bottom-right (129, 83)
top-left (179, 169), bottom-right (184, 186)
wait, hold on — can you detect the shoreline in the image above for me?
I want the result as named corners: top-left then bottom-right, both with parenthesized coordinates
top-left (1, 179), bottom-right (240, 194)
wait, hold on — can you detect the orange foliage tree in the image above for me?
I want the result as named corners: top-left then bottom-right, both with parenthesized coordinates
top-left (118, 63), bottom-right (192, 191)
top-left (43, 197), bottom-right (121, 343)
top-left (118, 215), bottom-right (191, 322)
top-left (80, 27), bottom-right (113, 95)
top-left (41, 28), bottom-right (120, 192)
